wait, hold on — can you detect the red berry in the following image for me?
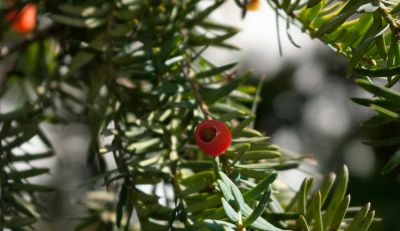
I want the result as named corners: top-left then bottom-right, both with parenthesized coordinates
top-left (247, 0), bottom-right (260, 11)
top-left (194, 120), bottom-right (232, 157)
top-left (6, 3), bottom-right (37, 34)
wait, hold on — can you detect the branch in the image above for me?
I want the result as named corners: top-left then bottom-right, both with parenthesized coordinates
top-left (185, 63), bottom-right (212, 120)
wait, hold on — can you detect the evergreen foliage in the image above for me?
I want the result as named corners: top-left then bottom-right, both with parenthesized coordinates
top-left (1, 0), bottom-right (398, 230)
top-left (266, 0), bottom-right (400, 173)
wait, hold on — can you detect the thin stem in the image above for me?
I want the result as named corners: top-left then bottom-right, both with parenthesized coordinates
top-left (386, 75), bottom-right (400, 88)
top-left (379, 3), bottom-right (400, 33)
top-left (275, 9), bottom-right (283, 57)
top-left (185, 63), bottom-right (212, 120)
top-left (237, 211), bottom-right (246, 231)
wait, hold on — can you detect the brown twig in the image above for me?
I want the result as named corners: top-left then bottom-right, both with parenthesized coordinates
top-left (185, 64), bottom-right (212, 120)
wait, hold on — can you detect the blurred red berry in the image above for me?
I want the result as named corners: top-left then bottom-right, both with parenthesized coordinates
top-left (194, 120), bottom-right (232, 157)
top-left (6, 3), bottom-right (37, 33)
top-left (247, 0), bottom-right (260, 11)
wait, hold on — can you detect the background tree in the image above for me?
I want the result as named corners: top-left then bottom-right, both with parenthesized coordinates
top-left (0, 0), bottom-right (399, 230)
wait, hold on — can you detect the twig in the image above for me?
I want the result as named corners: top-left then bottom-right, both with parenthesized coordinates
top-left (379, 3), bottom-right (400, 36)
top-left (275, 9), bottom-right (283, 57)
top-left (184, 62), bottom-right (212, 120)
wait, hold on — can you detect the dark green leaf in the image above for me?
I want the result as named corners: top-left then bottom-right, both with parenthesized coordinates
top-left (363, 136), bottom-right (400, 147)
top-left (382, 149), bottom-right (400, 174)
top-left (5, 217), bottom-right (37, 227)
top-left (356, 79), bottom-right (400, 103)
top-left (186, 1), bottom-right (225, 28)
top-left (320, 172), bottom-right (336, 206)
top-left (228, 150), bottom-right (281, 161)
top-left (116, 184), bottom-right (128, 227)
top-left (243, 187), bottom-right (271, 226)
top-left (219, 111), bottom-right (246, 122)
top-left (243, 173), bottom-right (277, 200)
top-left (300, 0), bottom-right (325, 27)
top-left (8, 168), bottom-right (50, 179)
top-left (358, 210), bottom-right (375, 231)
top-left (196, 63), bottom-right (237, 79)
top-left (330, 194), bottom-right (351, 230)
top-left (186, 194), bottom-right (220, 213)
top-left (347, 203), bottom-right (371, 231)
top-left (362, 113), bottom-right (396, 127)
top-left (50, 14), bottom-right (105, 28)
top-left (323, 165), bottom-right (348, 227)
top-left (298, 179), bottom-right (308, 216)
top-left (313, 191), bottom-right (323, 231)
top-left (316, 0), bottom-right (367, 36)
top-left (58, 4), bottom-right (108, 17)
top-left (180, 171), bottom-right (215, 196)
top-left (348, 17), bottom-right (388, 71)
top-left (9, 151), bottom-right (54, 162)
top-left (237, 168), bottom-right (270, 179)
top-left (370, 104), bottom-right (400, 119)
top-left (10, 183), bottom-right (54, 192)
top-left (200, 77), bottom-right (245, 104)
top-left (307, 0), bottom-right (323, 8)
top-left (231, 116), bottom-right (255, 136)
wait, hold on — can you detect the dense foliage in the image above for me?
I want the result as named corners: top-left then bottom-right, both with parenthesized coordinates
top-left (1, 0), bottom-right (399, 230)
top-left (267, 0), bottom-right (400, 175)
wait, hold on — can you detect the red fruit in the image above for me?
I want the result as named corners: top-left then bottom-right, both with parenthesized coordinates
top-left (194, 120), bottom-right (232, 157)
top-left (6, 3), bottom-right (37, 33)
top-left (247, 0), bottom-right (260, 11)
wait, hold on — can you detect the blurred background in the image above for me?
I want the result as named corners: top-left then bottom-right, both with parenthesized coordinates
top-left (1, 1), bottom-right (399, 230)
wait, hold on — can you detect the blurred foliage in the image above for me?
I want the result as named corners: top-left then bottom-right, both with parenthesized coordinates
top-left (253, 48), bottom-right (400, 230)
top-left (266, 0), bottom-right (400, 174)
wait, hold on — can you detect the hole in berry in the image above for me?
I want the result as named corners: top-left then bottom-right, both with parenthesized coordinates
top-left (201, 127), bottom-right (217, 142)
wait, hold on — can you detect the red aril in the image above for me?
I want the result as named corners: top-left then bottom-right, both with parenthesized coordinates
top-left (194, 120), bottom-right (232, 157)
top-left (6, 3), bottom-right (37, 33)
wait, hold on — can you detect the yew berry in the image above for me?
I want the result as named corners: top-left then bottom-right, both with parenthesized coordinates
top-left (6, 3), bottom-right (37, 34)
top-left (194, 120), bottom-right (232, 157)
top-left (247, 0), bottom-right (260, 11)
